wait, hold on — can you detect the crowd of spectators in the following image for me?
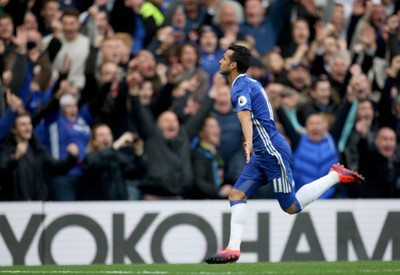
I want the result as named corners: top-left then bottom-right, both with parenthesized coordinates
top-left (0, 0), bottom-right (399, 201)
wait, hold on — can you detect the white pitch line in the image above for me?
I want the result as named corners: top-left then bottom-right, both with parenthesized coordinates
top-left (0, 270), bottom-right (400, 275)
top-left (0, 272), bottom-right (179, 275)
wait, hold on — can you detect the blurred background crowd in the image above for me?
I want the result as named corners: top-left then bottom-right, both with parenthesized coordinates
top-left (0, 0), bottom-right (399, 201)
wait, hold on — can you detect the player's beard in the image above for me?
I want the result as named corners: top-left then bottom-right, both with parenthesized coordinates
top-left (219, 67), bottom-right (230, 76)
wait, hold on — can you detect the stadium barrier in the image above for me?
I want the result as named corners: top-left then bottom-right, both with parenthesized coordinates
top-left (0, 200), bottom-right (399, 265)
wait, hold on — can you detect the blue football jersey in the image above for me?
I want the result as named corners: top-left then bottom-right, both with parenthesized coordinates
top-left (230, 74), bottom-right (280, 154)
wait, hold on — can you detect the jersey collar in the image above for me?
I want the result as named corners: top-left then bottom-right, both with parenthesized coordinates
top-left (231, 74), bottom-right (246, 87)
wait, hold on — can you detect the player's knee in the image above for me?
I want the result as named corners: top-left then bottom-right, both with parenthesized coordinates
top-left (283, 204), bottom-right (298, 215)
top-left (228, 189), bottom-right (246, 202)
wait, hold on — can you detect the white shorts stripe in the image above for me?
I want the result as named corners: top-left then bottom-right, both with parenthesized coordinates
top-left (253, 117), bottom-right (291, 194)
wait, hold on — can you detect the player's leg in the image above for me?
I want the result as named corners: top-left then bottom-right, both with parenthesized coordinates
top-left (294, 163), bottom-right (365, 211)
top-left (261, 139), bottom-right (331, 214)
top-left (261, 144), bottom-right (299, 214)
top-left (277, 175), bottom-right (344, 215)
top-left (267, 140), bottom-right (365, 214)
top-left (252, 136), bottom-right (301, 214)
top-left (204, 189), bottom-right (246, 264)
top-left (205, 157), bottom-right (265, 264)
top-left (226, 189), bottom-right (247, 252)
top-left (293, 170), bottom-right (339, 212)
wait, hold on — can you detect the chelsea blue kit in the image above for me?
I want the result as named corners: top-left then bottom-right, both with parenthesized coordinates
top-left (231, 74), bottom-right (296, 209)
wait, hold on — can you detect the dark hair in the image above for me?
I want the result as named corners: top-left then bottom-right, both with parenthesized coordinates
top-left (42, 0), bottom-right (59, 9)
top-left (90, 123), bottom-right (110, 139)
top-left (228, 45), bottom-right (252, 73)
top-left (177, 42), bottom-right (201, 67)
top-left (12, 112), bottom-right (31, 128)
top-left (87, 123), bottom-right (113, 152)
top-left (61, 8), bottom-right (80, 20)
top-left (0, 13), bottom-right (13, 22)
top-left (311, 74), bottom-right (330, 90)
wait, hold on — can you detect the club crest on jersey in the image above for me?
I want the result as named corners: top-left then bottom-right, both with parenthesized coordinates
top-left (238, 96), bottom-right (247, 107)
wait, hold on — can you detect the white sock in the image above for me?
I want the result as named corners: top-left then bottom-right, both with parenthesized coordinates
top-left (295, 172), bottom-right (339, 210)
top-left (226, 201), bottom-right (247, 251)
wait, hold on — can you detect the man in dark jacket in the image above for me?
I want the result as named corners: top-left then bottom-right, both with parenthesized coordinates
top-left (126, 69), bottom-right (219, 199)
top-left (82, 123), bottom-right (147, 200)
top-left (190, 115), bottom-right (232, 199)
top-left (296, 74), bottom-right (339, 127)
top-left (354, 127), bottom-right (400, 198)
top-left (0, 113), bottom-right (79, 201)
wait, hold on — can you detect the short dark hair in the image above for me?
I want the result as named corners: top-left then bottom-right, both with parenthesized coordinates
top-left (228, 45), bottom-right (252, 73)
top-left (61, 8), bottom-right (80, 20)
top-left (311, 74), bottom-right (330, 90)
top-left (0, 13), bottom-right (13, 22)
top-left (12, 112), bottom-right (31, 128)
top-left (42, 0), bottom-right (59, 8)
top-left (178, 42), bottom-right (201, 67)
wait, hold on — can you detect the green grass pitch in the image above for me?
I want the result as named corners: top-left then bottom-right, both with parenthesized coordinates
top-left (0, 261), bottom-right (400, 275)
